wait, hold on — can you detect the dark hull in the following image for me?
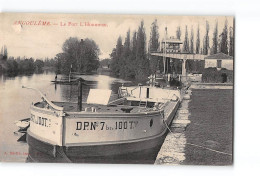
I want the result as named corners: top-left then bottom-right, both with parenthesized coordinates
top-left (51, 80), bottom-right (79, 84)
top-left (26, 130), bottom-right (168, 164)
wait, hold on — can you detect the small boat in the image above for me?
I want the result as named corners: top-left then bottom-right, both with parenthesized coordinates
top-left (14, 118), bottom-right (30, 142)
top-left (51, 79), bottom-right (78, 84)
top-left (23, 83), bottom-right (181, 163)
top-left (14, 118), bottom-right (30, 130)
top-left (51, 76), bottom-right (80, 84)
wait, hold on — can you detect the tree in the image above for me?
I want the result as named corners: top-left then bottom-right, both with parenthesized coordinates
top-left (128, 31), bottom-right (138, 78)
top-left (176, 26), bottom-right (181, 40)
top-left (149, 19), bottom-right (160, 73)
top-left (34, 59), bottom-right (44, 73)
top-left (203, 21), bottom-right (210, 55)
top-left (196, 25), bottom-right (200, 54)
top-left (59, 37), bottom-right (100, 74)
top-left (1, 45), bottom-right (8, 60)
top-left (183, 25), bottom-right (189, 53)
top-left (110, 36), bottom-right (123, 76)
top-left (212, 20), bottom-right (218, 54)
top-left (4, 46), bottom-right (8, 59)
top-left (99, 58), bottom-right (111, 68)
top-left (229, 27), bottom-right (234, 56)
top-left (120, 29), bottom-right (131, 78)
top-left (219, 19), bottom-right (228, 54)
top-left (54, 53), bottom-right (65, 74)
top-left (136, 20), bottom-right (149, 80)
top-left (190, 26), bottom-right (194, 54)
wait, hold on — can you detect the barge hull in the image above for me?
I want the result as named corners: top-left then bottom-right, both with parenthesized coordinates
top-left (27, 131), bottom-right (167, 164)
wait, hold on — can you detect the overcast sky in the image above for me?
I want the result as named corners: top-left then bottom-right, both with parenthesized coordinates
top-left (0, 13), bottom-right (233, 60)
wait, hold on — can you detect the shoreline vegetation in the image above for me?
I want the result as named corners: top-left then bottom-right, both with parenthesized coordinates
top-left (1, 18), bottom-right (233, 84)
top-left (108, 19), bottom-right (233, 83)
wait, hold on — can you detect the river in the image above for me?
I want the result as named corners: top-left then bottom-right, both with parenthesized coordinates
top-left (0, 72), bottom-right (233, 164)
top-left (0, 72), bottom-right (129, 162)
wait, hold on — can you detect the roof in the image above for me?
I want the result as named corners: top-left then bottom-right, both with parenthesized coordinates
top-left (162, 38), bottom-right (182, 44)
top-left (205, 53), bottom-right (233, 60)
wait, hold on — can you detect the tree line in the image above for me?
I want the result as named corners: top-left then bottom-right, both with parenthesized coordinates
top-left (182, 19), bottom-right (234, 56)
top-left (0, 37), bottom-right (101, 76)
top-left (110, 21), bottom-right (149, 80)
top-left (110, 18), bottom-right (234, 80)
top-left (0, 56), bottom-right (54, 76)
top-left (0, 46), bottom-right (58, 75)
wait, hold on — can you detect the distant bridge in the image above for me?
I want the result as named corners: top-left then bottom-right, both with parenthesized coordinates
top-left (150, 52), bottom-right (206, 60)
top-left (150, 52), bottom-right (207, 78)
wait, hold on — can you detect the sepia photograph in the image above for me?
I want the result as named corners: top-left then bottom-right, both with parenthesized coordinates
top-left (0, 13), bottom-right (234, 165)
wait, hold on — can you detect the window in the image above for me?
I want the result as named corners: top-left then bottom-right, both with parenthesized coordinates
top-left (217, 60), bottom-right (222, 68)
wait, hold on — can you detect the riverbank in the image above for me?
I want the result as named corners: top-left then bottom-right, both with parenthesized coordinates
top-left (155, 86), bottom-right (233, 165)
top-left (190, 82), bottom-right (233, 89)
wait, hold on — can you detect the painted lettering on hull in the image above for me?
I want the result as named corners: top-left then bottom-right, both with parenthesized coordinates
top-left (30, 115), bottom-right (51, 127)
top-left (76, 121), bottom-right (138, 131)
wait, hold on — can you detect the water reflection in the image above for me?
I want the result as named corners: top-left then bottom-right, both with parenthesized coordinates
top-left (0, 71), bottom-right (130, 162)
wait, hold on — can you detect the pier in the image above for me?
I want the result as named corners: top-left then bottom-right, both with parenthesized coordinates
top-left (155, 85), bottom-right (233, 165)
top-left (155, 87), bottom-right (191, 165)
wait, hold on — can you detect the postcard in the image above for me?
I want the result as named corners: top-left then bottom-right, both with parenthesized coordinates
top-left (0, 13), bottom-right (234, 165)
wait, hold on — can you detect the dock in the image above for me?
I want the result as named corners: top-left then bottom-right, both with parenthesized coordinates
top-left (155, 87), bottom-right (192, 165)
top-left (190, 83), bottom-right (233, 89)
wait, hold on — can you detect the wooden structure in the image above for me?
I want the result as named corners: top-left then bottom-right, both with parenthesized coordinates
top-left (151, 27), bottom-right (206, 80)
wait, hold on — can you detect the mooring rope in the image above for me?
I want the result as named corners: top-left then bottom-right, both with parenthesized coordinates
top-left (185, 142), bottom-right (232, 156)
top-left (161, 113), bottom-right (232, 156)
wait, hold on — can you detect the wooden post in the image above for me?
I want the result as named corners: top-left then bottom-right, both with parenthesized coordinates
top-left (77, 79), bottom-right (82, 111)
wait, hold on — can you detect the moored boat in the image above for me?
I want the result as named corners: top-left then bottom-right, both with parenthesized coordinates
top-left (24, 83), bottom-right (181, 163)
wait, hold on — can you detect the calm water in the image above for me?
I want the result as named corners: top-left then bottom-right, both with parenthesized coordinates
top-left (0, 72), bottom-right (129, 162)
top-left (0, 73), bottom-right (233, 164)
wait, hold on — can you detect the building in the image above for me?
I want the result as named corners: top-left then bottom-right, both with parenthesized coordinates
top-left (160, 36), bottom-right (183, 53)
top-left (204, 53), bottom-right (233, 70)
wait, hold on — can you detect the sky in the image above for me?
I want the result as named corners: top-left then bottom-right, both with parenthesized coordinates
top-left (0, 13), bottom-right (233, 60)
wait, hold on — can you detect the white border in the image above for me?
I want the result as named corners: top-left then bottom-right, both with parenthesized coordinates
top-left (1, 0), bottom-right (260, 176)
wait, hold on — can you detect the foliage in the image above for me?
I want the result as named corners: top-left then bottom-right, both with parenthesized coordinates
top-left (176, 26), bottom-right (181, 40)
top-left (34, 59), bottom-right (44, 72)
top-left (149, 19), bottom-right (160, 74)
top-left (0, 45), bottom-right (8, 60)
top-left (55, 37), bottom-right (100, 75)
top-left (186, 60), bottom-right (205, 73)
top-left (190, 26), bottom-right (194, 54)
top-left (171, 59), bottom-right (182, 74)
top-left (212, 21), bottom-right (218, 54)
top-left (203, 21), bottom-right (210, 55)
top-left (183, 26), bottom-right (189, 53)
top-left (110, 20), bottom-right (150, 81)
top-left (202, 67), bottom-right (233, 83)
top-left (219, 19), bottom-right (228, 54)
top-left (135, 20), bottom-right (150, 80)
top-left (196, 24), bottom-right (200, 54)
top-left (1, 57), bottom-right (51, 76)
top-left (110, 36), bottom-right (123, 77)
top-left (99, 58), bottom-right (111, 68)
top-left (229, 27), bottom-right (234, 56)
top-left (44, 58), bottom-right (56, 68)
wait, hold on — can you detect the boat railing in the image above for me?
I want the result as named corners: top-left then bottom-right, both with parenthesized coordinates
top-left (107, 97), bottom-right (126, 106)
top-left (118, 87), bottom-right (129, 97)
top-left (22, 86), bottom-right (64, 111)
top-left (130, 86), bottom-right (139, 94)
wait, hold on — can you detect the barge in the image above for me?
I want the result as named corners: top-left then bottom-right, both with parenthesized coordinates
top-left (24, 84), bottom-right (180, 163)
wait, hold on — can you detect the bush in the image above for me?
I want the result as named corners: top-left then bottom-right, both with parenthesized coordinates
top-left (202, 67), bottom-right (233, 83)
